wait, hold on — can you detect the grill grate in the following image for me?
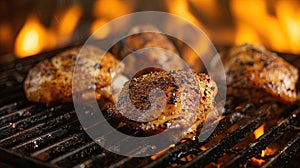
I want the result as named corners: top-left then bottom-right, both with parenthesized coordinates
top-left (0, 49), bottom-right (299, 168)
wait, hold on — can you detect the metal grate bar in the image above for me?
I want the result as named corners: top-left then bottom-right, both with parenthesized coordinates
top-left (222, 105), bottom-right (300, 168)
top-left (11, 121), bottom-right (82, 154)
top-left (262, 131), bottom-right (300, 168)
top-left (141, 104), bottom-right (270, 168)
top-left (31, 132), bottom-right (92, 161)
top-left (0, 110), bottom-right (77, 148)
top-left (0, 104), bottom-right (41, 127)
top-left (0, 104), bottom-right (72, 138)
top-left (50, 142), bottom-right (103, 167)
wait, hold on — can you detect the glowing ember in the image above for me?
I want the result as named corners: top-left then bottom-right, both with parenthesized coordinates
top-left (261, 147), bottom-right (276, 157)
top-left (14, 16), bottom-right (46, 58)
top-left (251, 147), bottom-right (276, 166)
top-left (250, 157), bottom-right (265, 166)
top-left (200, 146), bottom-right (207, 151)
top-left (150, 144), bottom-right (175, 160)
top-left (254, 124), bottom-right (265, 139)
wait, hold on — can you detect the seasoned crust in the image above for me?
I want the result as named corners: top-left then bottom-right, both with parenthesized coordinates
top-left (223, 44), bottom-right (298, 104)
top-left (105, 71), bottom-right (218, 139)
top-left (111, 25), bottom-right (184, 76)
top-left (24, 45), bottom-right (124, 104)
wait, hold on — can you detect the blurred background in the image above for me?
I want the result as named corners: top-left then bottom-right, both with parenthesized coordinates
top-left (0, 0), bottom-right (300, 62)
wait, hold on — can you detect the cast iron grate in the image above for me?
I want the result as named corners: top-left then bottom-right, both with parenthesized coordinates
top-left (0, 48), bottom-right (299, 168)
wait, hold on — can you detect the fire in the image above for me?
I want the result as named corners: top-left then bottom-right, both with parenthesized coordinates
top-left (189, 0), bottom-right (219, 20)
top-left (276, 0), bottom-right (300, 53)
top-left (93, 0), bottom-right (132, 19)
top-left (57, 4), bottom-right (82, 43)
top-left (250, 146), bottom-right (276, 166)
top-left (14, 16), bottom-right (46, 58)
top-left (234, 23), bottom-right (262, 45)
top-left (91, 0), bottom-right (133, 38)
top-left (261, 146), bottom-right (276, 157)
top-left (166, 0), bottom-right (206, 31)
top-left (91, 19), bottom-right (110, 39)
top-left (250, 157), bottom-right (265, 166)
top-left (14, 4), bottom-right (82, 58)
top-left (200, 146), bottom-right (207, 151)
top-left (252, 124), bottom-right (276, 166)
top-left (254, 124), bottom-right (265, 139)
top-left (150, 144), bottom-right (175, 160)
top-left (231, 0), bottom-right (300, 54)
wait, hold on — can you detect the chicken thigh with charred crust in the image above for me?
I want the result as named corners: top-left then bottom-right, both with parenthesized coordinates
top-left (111, 25), bottom-right (184, 76)
top-left (105, 70), bottom-right (218, 139)
top-left (223, 44), bottom-right (298, 104)
top-left (24, 45), bottom-right (124, 104)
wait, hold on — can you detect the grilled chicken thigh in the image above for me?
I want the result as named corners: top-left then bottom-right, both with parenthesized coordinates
top-left (223, 44), bottom-right (298, 104)
top-left (24, 45), bottom-right (123, 104)
top-left (105, 70), bottom-right (218, 139)
top-left (111, 25), bottom-right (184, 76)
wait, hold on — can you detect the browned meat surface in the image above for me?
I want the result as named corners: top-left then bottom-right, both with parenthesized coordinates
top-left (24, 45), bottom-right (124, 104)
top-left (223, 44), bottom-right (298, 104)
top-left (104, 70), bottom-right (218, 139)
top-left (111, 25), bottom-right (184, 76)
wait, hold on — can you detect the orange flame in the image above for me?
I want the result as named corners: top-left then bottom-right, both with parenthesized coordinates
top-left (261, 146), bottom-right (276, 157)
top-left (231, 0), bottom-right (300, 54)
top-left (93, 0), bottom-right (132, 19)
top-left (254, 124), bottom-right (265, 139)
top-left (189, 0), bottom-right (219, 20)
top-left (166, 0), bottom-right (206, 31)
top-left (57, 5), bottom-right (82, 40)
top-left (14, 4), bottom-right (82, 58)
top-left (276, 0), bottom-right (300, 53)
top-left (91, 0), bottom-right (133, 39)
top-left (91, 19), bottom-right (110, 39)
top-left (250, 157), bottom-right (265, 166)
top-left (14, 16), bottom-right (46, 58)
top-left (150, 144), bottom-right (175, 160)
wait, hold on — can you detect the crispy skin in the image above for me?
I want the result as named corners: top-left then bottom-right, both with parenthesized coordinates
top-left (223, 44), bottom-right (298, 104)
top-left (111, 25), bottom-right (184, 76)
top-left (105, 71), bottom-right (218, 139)
top-left (24, 45), bottom-right (123, 104)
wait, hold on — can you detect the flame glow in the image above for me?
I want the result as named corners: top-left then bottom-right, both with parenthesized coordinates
top-left (91, 19), bottom-right (110, 39)
top-left (250, 157), bottom-right (265, 166)
top-left (276, 0), bottom-right (300, 53)
top-left (254, 124), bottom-right (265, 139)
top-left (231, 0), bottom-right (300, 53)
top-left (15, 16), bottom-right (46, 58)
top-left (14, 4), bottom-right (82, 58)
top-left (167, 0), bottom-right (206, 31)
top-left (0, 23), bottom-right (12, 44)
top-left (57, 5), bottom-right (82, 39)
top-left (252, 124), bottom-right (276, 165)
top-left (13, 0), bottom-right (300, 57)
top-left (150, 144), bottom-right (175, 160)
top-left (261, 147), bottom-right (276, 157)
top-left (93, 0), bottom-right (131, 19)
top-left (91, 0), bottom-right (133, 38)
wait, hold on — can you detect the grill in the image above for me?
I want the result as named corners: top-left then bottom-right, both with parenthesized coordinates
top-left (0, 48), bottom-right (299, 168)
